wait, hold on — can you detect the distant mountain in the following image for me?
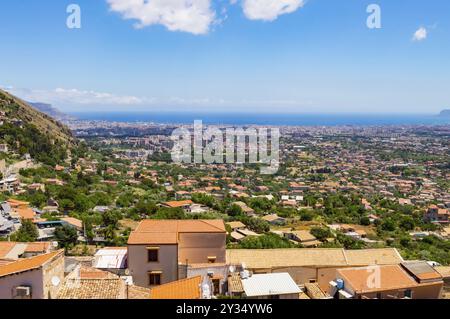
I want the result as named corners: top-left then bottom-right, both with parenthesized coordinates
top-left (439, 109), bottom-right (450, 117)
top-left (28, 102), bottom-right (75, 121)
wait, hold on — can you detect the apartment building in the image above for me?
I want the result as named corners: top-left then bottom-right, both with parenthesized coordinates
top-left (127, 219), bottom-right (226, 288)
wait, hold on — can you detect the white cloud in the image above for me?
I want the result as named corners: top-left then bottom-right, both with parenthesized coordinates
top-left (107, 0), bottom-right (216, 35)
top-left (240, 0), bottom-right (305, 21)
top-left (2, 86), bottom-right (152, 106)
top-left (412, 27), bottom-right (427, 42)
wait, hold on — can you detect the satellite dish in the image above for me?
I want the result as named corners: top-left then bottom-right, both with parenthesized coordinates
top-left (228, 265), bottom-right (235, 273)
top-left (124, 269), bottom-right (130, 276)
top-left (52, 241), bottom-right (58, 248)
top-left (51, 276), bottom-right (61, 287)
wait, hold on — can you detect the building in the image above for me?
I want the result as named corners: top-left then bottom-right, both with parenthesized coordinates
top-left (93, 247), bottom-right (128, 275)
top-left (283, 230), bottom-right (322, 247)
top-left (0, 250), bottom-right (65, 299)
top-left (0, 241), bottom-right (54, 260)
top-left (162, 200), bottom-right (193, 209)
top-left (424, 205), bottom-right (449, 224)
top-left (58, 265), bottom-right (127, 299)
top-left (149, 275), bottom-right (207, 299)
top-left (237, 272), bottom-right (301, 299)
top-left (226, 248), bottom-right (404, 291)
top-left (127, 219), bottom-right (226, 288)
top-left (330, 263), bottom-right (443, 299)
top-left (261, 214), bottom-right (286, 225)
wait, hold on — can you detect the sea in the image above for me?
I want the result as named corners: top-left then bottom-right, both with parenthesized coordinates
top-left (71, 112), bottom-right (450, 126)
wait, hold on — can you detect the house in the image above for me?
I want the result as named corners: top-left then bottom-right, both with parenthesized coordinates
top-left (435, 266), bottom-right (450, 298)
top-left (226, 221), bottom-right (246, 231)
top-left (261, 214), bottom-right (286, 225)
top-left (7, 199), bottom-right (35, 220)
top-left (424, 205), bottom-right (449, 224)
top-left (149, 275), bottom-right (208, 299)
top-left (127, 219), bottom-right (226, 288)
top-left (161, 200), bottom-right (194, 212)
top-left (0, 241), bottom-right (54, 260)
top-left (284, 230), bottom-right (322, 247)
top-left (329, 263), bottom-right (443, 299)
top-left (233, 201), bottom-right (255, 216)
top-left (58, 265), bottom-right (126, 299)
top-left (60, 217), bottom-right (83, 232)
top-left (0, 176), bottom-right (20, 193)
top-left (93, 247), bottom-right (127, 275)
top-left (238, 272), bottom-right (301, 299)
top-left (0, 250), bottom-right (65, 299)
top-left (226, 248), bottom-right (404, 291)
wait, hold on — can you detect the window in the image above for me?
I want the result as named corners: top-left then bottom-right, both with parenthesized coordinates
top-left (269, 295), bottom-right (280, 300)
top-left (149, 273), bottom-right (162, 286)
top-left (404, 289), bottom-right (413, 298)
top-left (212, 279), bottom-right (220, 295)
top-left (147, 247), bottom-right (159, 262)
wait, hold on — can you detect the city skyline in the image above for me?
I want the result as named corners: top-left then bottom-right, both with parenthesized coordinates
top-left (1, 0), bottom-right (449, 114)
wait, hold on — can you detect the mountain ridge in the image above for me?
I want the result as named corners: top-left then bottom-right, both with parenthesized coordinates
top-left (0, 89), bottom-right (75, 165)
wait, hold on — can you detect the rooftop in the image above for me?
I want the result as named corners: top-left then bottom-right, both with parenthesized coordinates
top-left (241, 273), bottom-right (301, 297)
top-left (128, 220), bottom-right (226, 245)
top-left (226, 248), bottom-right (403, 269)
top-left (0, 250), bottom-right (63, 278)
top-left (337, 265), bottom-right (420, 294)
top-left (149, 276), bottom-right (202, 299)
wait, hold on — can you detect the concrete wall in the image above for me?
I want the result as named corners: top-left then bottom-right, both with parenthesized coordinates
top-left (0, 269), bottom-right (44, 299)
top-left (42, 253), bottom-right (65, 299)
top-left (178, 233), bottom-right (226, 264)
top-left (0, 252), bottom-right (64, 299)
top-left (128, 244), bottom-right (178, 288)
top-left (350, 282), bottom-right (443, 299)
top-left (251, 293), bottom-right (299, 299)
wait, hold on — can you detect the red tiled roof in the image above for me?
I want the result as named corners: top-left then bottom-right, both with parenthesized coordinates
top-left (149, 276), bottom-right (202, 299)
top-left (128, 220), bottom-right (225, 245)
top-left (0, 250), bottom-right (63, 278)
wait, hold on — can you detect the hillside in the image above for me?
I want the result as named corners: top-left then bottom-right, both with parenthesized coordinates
top-left (28, 102), bottom-right (75, 121)
top-left (439, 109), bottom-right (450, 117)
top-left (0, 89), bottom-right (75, 165)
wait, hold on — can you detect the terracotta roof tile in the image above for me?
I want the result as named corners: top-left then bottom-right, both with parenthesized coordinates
top-left (163, 200), bottom-right (193, 208)
top-left (58, 278), bottom-right (126, 299)
top-left (337, 265), bottom-right (418, 293)
top-left (0, 242), bottom-right (16, 259)
top-left (149, 276), bottom-right (202, 299)
top-left (128, 220), bottom-right (225, 245)
top-left (0, 250), bottom-right (63, 277)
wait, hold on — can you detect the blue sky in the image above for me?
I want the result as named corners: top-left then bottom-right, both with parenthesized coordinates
top-left (0, 0), bottom-right (449, 114)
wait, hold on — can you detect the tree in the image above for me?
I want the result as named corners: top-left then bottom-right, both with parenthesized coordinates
top-left (11, 219), bottom-right (39, 242)
top-left (399, 216), bottom-right (415, 231)
top-left (54, 225), bottom-right (78, 250)
top-left (299, 210), bottom-right (315, 221)
top-left (381, 219), bottom-right (396, 232)
top-left (360, 216), bottom-right (371, 226)
top-left (310, 227), bottom-right (332, 241)
top-left (227, 204), bottom-right (243, 217)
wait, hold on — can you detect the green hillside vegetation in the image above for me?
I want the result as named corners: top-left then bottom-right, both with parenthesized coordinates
top-left (0, 89), bottom-right (74, 165)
